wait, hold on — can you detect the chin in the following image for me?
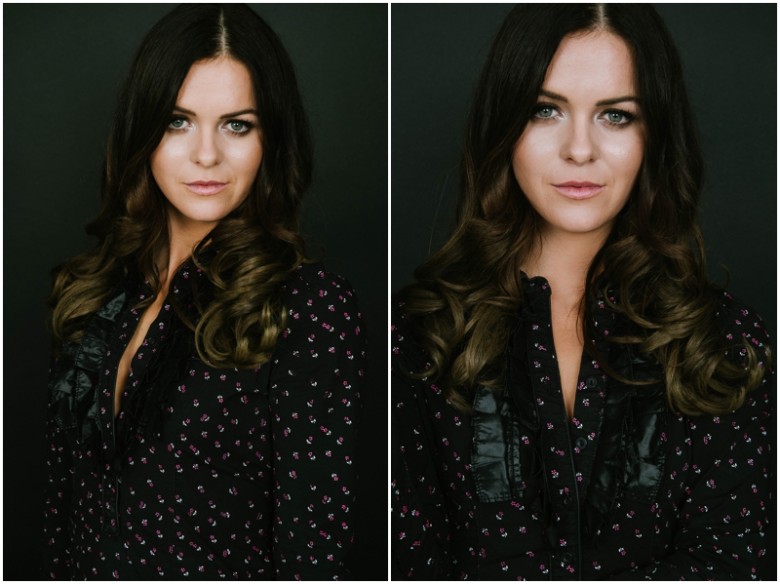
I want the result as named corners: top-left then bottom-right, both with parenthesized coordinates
top-left (543, 216), bottom-right (617, 236)
top-left (167, 204), bottom-right (232, 229)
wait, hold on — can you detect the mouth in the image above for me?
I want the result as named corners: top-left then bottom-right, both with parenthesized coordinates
top-left (185, 181), bottom-right (227, 196)
top-left (552, 181), bottom-right (604, 200)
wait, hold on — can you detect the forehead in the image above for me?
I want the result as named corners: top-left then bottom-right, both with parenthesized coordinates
top-left (543, 31), bottom-right (636, 100)
top-left (176, 57), bottom-right (256, 111)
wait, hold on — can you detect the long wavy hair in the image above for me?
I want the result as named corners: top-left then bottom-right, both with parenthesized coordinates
top-left (50, 4), bottom-right (312, 368)
top-left (401, 4), bottom-right (766, 416)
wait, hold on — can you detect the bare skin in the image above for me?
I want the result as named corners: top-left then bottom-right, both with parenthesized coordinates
top-left (114, 287), bottom-right (167, 415)
top-left (521, 229), bottom-right (608, 421)
top-left (512, 32), bottom-right (644, 420)
top-left (113, 232), bottom-right (203, 417)
top-left (113, 57), bottom-right (262, 417)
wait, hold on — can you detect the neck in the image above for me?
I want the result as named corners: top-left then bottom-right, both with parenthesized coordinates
top-left (522, 227), bottom-right (609, 307)
top-left (158, 213), bottom-right (216, 290)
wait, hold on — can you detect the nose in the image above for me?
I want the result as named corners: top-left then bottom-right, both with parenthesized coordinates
top-left (561, 117), bottom-right (597, 165)
top-left (191, 127), bottom-right (221, 167)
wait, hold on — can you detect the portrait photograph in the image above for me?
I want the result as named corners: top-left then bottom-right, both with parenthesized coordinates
top-left (4, 3), bottom-right (386, 580)
top-left (391, 4), bottom-right (775, 580)
top-left (3, 1), bottom-right (777, 581)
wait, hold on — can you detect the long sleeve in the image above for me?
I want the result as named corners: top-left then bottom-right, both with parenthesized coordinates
top-left (269, 268), bottom-right (366, 580)
top-left (391, 372), bottom-right (453, 579)
top-left (610, 303), bottom-right (775, 580)
top-left (609, 384), bottom-right (774, 580)
top-left (390, 311), bottom-right (453, 580)
top-left (41, 363), bottom-right (75, 580)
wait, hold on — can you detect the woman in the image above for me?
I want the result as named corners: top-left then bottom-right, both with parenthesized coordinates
top-left (392, 4), bottom-right (773, 580)
top-left (43, 4), bottom-right (366, 579)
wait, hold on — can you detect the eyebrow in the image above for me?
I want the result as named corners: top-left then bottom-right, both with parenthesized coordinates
top-left (172, 106), bottom-right (259, 119)
top-left (539, 89), bottom-right (639, 106)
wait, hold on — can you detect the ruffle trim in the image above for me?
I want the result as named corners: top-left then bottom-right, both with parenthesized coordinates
top-left (48, 256), bottom-right (208, 456)
top-left (470, 312), bottom-right (667, 540)
top-left (49, 290), bottom-right (128, 447)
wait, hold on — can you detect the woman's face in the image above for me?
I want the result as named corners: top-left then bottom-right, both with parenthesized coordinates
top-left (511, 31), bottom-right (644, 241)
top-left (151, 56), bottom-right (262, 239)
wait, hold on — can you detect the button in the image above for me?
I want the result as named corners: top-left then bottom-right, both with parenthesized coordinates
top-left (575, 437), bottom-right (588, 450)
top-left (585, 376), bottom-right (598, 388)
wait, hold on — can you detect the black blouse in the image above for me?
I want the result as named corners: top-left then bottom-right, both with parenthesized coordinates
top-left (392, 277), bottom-right (774, 580)
top-left (43, 260), bottom-right (367, 580)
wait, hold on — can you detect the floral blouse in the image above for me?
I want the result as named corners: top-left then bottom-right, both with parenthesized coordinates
top-left (43, 260), bottom-right (367, 580)
top-left (392, 277), bottom-right (774, 580)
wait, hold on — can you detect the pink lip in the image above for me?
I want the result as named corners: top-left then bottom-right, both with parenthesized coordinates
top-left (552, 181), bottom-right (604, 200)
top-left (185, 181), bottom-right (227, 196)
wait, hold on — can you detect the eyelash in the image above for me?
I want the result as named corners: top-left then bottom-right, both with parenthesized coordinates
top-left (224, 120), bottom-right (254, 135)
top-left (166, 117), bottom-right (255, 136)
top-left (602, 109), bottom-right (636, 127)
top-left (531, 103), bottom-right (636, 127)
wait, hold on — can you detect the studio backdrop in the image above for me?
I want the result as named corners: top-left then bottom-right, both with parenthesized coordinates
top-left (4, 4), bottom-right (387, 580)
top-left (391, 3), bottom-right (777, 336)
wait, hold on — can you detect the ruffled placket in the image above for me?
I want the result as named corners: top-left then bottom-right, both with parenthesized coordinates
top-left (468, 277), bottom-right (669, 579)
top-left (583, 304), bottom-right (668, 540)
top-left (48, 290), bottom-right (128, 451)
top-left (49, 258), bottom-right (211, 539)
top-left (98, 264), bottom-right (205, 537)
top-left (47, 288), bottom-right (130, 536)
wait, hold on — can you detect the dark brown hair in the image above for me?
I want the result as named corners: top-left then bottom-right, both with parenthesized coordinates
top-left (50, 4), bottom-right (311, 368)
top-left (401, 4), bottom-right (767, 415)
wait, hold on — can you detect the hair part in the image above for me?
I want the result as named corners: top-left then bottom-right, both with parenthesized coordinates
top-left (217, 9), bottom-right (229, 55)
top-left (401, 4), bottom-right (768, 416)
top-left (50, 4), bottom-right (312, 368)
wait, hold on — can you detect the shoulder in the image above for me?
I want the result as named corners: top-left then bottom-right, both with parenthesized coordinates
top-left (283, 262), bottom-right (361, 316)
top-left (391, 296), bottom-right (408, 340)
top-left (391, 298), bottom-right (429, 409)
top-left (684, 291), bottom-right (774, 451)
top-left (714, 290), bottom-right (773, 366)
top-left (392, 297), bottom-right (432, 379)
top-left (277, 262), bottom-right (364, 347)
top-left (391, 297), bottom-right (413, 361)
top-left (712, 291), bottom-right (774, 421)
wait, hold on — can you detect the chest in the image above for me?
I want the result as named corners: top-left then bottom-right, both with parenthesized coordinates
top-left (94, 291), bottom-right (274, 473)
top-left (114, 294), bottom-right (166, 413)
top-left (550, 311), bottom-right (584, 420)
top-left (417, 356), bottom-right (674, 580)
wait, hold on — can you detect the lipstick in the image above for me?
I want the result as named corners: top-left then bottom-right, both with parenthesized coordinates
top-left (552, 181), bottom-right (604, 200)
top-left (185, 181), bottom-right (227, 196)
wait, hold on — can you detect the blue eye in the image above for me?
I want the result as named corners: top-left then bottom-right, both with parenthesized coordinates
top-left (533, 104), bottom-right (558, 119)
top-left (226, 120), bottom-right (253, 135)
top-left (603, 109), bottom-right (635, 127)
top-left (168, 117), bottom-right (188, 130)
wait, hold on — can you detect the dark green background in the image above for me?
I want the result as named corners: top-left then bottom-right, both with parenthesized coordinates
top-left (391, 4), bottom-right (777, 339)
top-left (5, 2), bottom-right (778, 579)
top-left (4, 4), bottom-right (387, 579)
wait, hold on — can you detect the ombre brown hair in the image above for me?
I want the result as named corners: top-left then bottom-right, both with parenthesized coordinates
top-left (50, 4), bottom-right (311, 368)
top-left (400, 4), bottom-right (767, 416)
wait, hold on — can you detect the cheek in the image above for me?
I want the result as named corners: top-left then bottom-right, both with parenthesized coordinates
top-left (226, 140), bottom-right (263, 180)
top-left (151, 139), bottom-right (187, 183)
top-left (511, 135), bottom-right (533, 182)
top-left (603, 134), bottom-right (644, 182)
top-left (512, 129), bottom-right (556, 184)
top-left (150, 151), bottom-right (167, 186)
